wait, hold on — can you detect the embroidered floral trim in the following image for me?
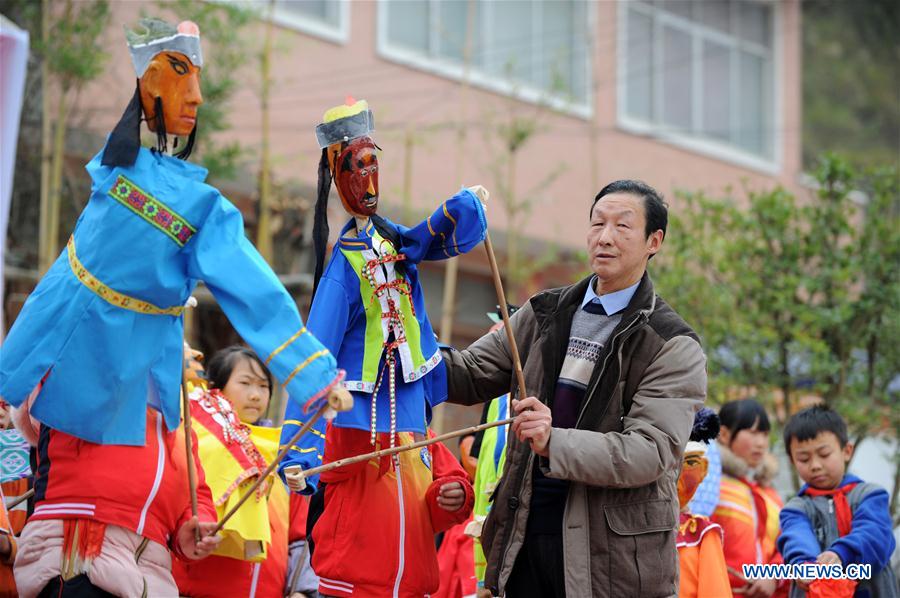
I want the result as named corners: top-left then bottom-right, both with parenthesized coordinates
top-left (67, 236), bottom-right (184, 316)
top-left (107, 174), bottom-right (197, 246)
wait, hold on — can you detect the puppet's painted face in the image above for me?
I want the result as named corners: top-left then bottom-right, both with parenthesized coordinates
top-left (140, 52), bottom-right (203, 137)
top-left (677, 452), bottom-right (709, 509)
top-left (328, 136), bottom-right (379, 217)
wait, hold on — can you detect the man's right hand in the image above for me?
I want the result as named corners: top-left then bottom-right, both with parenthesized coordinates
top-left (284, 465), bottom-right (307, 493)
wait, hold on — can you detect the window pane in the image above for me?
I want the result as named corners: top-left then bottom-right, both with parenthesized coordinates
top-left (661, 24), bottom-right (693, 131)
top-left (736, 51), bottom-right (770, 155)
top-left (738, 2), bottom-right (771, 46)
top-left (541, 0), bottom-right (575, 95)
top-left (656, 0), bottom-right (694, 19)
top-left (626, 8), bottom-right (653, 121)
top-left (436, 0), bottom-right (471, 62)
top-left (483, 0), bottom-right (533, 84)
top-left (276, 0), bottom-right (340, 27)
top-left (387, 0), bottom-right (429, 53)
top-left (699, 0), bottom-right (730, 34)
top-left (702, 40), bottom-right (731, 141)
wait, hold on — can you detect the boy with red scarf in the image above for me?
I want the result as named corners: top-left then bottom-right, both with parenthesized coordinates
top-left (778, 405), bottom-right (897, 598)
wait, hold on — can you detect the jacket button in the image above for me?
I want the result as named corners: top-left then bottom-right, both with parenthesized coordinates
top-left (508, 496), bottom-right (520, 510)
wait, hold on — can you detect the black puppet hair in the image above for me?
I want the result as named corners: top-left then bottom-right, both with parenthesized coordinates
top-left (101, 84), bottom-right (143, 168)
top-left (153, 96), bottom-right (168, 154)
top-left (691, 408), bottom-right (720, 444)
top-left (101, 83), bottom-right (197, 167)
top-left (175, 118), bottom-right (197, 161)
top-left (311, 145), bottom-right (404, 297)
top-left (312, 148), bottom-right (333, 296)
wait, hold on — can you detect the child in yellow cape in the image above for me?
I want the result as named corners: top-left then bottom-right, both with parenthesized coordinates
top-left (174, 345), bottom-right (314, 597)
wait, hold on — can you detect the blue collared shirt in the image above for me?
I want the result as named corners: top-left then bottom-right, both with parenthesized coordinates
top-left (580, 277), bottom-right (640, 315)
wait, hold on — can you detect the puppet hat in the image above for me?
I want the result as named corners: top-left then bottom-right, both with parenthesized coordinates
top-left (126, 18), bottom-right (203, 78)
top-left (685, 407), bottom-right (719, 455)
top-left (315, 98), bottom-right (375, 149)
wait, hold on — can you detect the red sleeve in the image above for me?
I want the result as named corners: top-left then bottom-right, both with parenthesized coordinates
top-left (425, 434), bottom-right (475, 533)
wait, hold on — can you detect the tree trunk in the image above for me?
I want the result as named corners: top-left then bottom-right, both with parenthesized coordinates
top-left (505, 149), bottom-right (518, 301)
top-left (47, 86), bottom-right (69, 269)
top-left (38, 0), bottom-right (52, 274)
top-left (256, 0), bottom-right (275, 262)
top-left (780, 336), bottom-right (801, 493)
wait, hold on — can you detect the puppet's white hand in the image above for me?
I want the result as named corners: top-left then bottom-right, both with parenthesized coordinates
top-left (467, 185), bottom-right (489, 206)
top-left (284, 466), bottom-right (308, 493)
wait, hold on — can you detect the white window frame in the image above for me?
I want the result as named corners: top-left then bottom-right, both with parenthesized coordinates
top-left (616, 0), bottom-right (783, 174)
top-left (270, 0), bottom-right (351, 45)
top-left (376, 0), bottom-right (595, 119)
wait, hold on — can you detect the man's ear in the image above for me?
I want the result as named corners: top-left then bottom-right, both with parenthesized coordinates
top-left (646, 229), bottom-right (664, 256)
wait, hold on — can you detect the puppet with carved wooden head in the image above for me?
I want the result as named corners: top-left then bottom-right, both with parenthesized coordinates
top-left (277, 98), bottom-right (489, 595)
top-left (676, 408), bottom-right (731, 598)
top-left (0, 14), bottom-right (344, 451)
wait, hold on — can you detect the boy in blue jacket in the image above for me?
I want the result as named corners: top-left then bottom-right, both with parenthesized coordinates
top-left (779, 405), bottom-right (897, 598)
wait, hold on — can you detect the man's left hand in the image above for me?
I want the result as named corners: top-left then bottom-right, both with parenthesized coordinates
top-left (512, 397), bottom-right (552, 457)
top-left (178, 516), bottom-right (222, 560)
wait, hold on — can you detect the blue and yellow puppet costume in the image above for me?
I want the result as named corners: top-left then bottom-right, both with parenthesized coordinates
top-left (279, 102), bottom-right (486, 490)
top-left (0, 21), bottom-right (339, 446)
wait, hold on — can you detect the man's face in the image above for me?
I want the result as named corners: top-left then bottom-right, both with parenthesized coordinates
top-left (328, 137), bottom-right (379, 217)
top-left (140, 52), bottom-right (203, 136)
top-left (586, 193), bottom-right (662, 292)
top-left (789, 431), bottom-right (852, 490)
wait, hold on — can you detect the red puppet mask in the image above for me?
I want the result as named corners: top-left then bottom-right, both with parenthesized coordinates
top-left (328, 136), bottom-right (379, 217)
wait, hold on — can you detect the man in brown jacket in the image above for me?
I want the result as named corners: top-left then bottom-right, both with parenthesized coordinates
top-left (441, 180), bottom-right (707, 597)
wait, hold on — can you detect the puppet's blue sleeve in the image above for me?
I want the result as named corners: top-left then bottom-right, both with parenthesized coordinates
top-left (398, 187), bottom-right (487, 263)
top-left (278, 273), bottom-right (352, 493)
top-left (187, 194), bottom-right (341, 414)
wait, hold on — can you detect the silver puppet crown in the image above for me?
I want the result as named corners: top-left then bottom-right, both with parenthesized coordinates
top-left (125, 18), bottom-right (203, 78)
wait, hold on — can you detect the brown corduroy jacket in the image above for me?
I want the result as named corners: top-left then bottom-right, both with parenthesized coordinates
top-left (441, 273), bottom-right (707, 597)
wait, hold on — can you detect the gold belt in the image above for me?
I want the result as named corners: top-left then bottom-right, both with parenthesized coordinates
top-left (67, 236), bottom-right (184, 316)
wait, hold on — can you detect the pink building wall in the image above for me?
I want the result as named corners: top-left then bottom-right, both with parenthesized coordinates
top-left (78, 0), bottom-right (803, 253)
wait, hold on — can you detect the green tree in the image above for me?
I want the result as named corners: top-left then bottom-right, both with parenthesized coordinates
top-left (37, 0), bottom-right (111, 272)
top-left (654, 156), bottom-right (900, 501)
top-left (803, 0), bottom-right (900, 171)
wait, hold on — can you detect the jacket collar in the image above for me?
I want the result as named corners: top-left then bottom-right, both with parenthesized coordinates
top-left (798, 473), bottom-right (863, 496)
top-left (718, 441), bottom-right (751, 479)
top-left (531, 271), bottom-right (657, 326)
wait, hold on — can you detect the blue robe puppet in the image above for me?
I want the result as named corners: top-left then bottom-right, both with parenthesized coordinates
top-left (0, 19), bottom-right (341, 445)
top-left (278, 100), bottom-right (487, 492)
